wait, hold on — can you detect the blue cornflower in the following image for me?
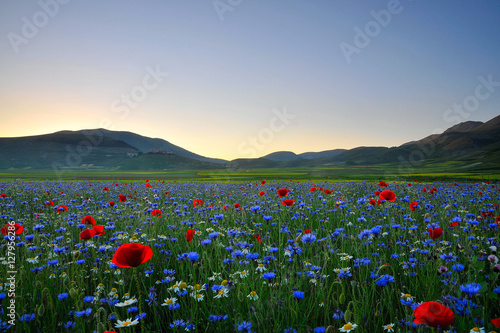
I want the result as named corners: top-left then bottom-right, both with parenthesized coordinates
top-left (128, 306), bottom-right (138, 313)
top-left (314, 327), bottom-right (326, 333)
top-left (20, 314), bottom-right (35, 322)
top-left (200, 239), bottom-right (212, 246)
top-left (58, 293), bottom-right (69, 301)
top-left (48, 259), bottom-right (59, 266)
top-left (236, 321), bottom-right (252, 332)
top-left (232, 250), bottom-right (244, 258)
top-left (170, 319), bottom-right (186, 328)
top-left (332, 309), bottom-right (344, 320)
top-left (440, 252), bottom-right (457, 262)
top-left (452, 264), bottom-right (465, 272)
top-left (209, 232), bottom-right (219, 239)
top-left (302, 233), bottom-right (317, 244)
top-left (262, 272), bottom-right (275, 280)
top-left (460, 282), bottom-right (481, 297)
top-left (493, 286), bottom-right (500, 294)
top-left (187, 252), bottom-right (199, 262)
top-left (284, 329), bottom-right (297, 333)
top-left (246, 252), bottom-right (259, 260)
top-left (376, 275), bottom-right (395, 287)
top-left (292, 291), bottom-right (304, 300)
top-left (64, 321), bottom-right (75, 328)
top-left (208, 314), bottom-right (228, 322)
top-left (83, 296), bottom-right (94, 303)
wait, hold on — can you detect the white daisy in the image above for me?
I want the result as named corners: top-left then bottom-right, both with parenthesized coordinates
top-left (114, 318), bottom-right (139, 328)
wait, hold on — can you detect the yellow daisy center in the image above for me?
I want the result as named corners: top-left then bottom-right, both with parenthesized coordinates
top-left (250, 291), bottom-right (256, 296)
top-left (221, 280), bottom-right (228, 286)
top-left (343, 323), bottom-right (353, 330)
top-left (123, 321), bottom-right (132, 326)
top-left (472, 328), bottom-right (480, 332)
top-left (193, 284), bottom-right (202, 290)
top-left (165, 299), bottom-right (173, 305)
top-left (179, 282), bottom-right (187, 289)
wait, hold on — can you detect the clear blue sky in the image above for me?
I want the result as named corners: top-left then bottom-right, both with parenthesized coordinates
top-left (1, 0), bottom-right (499, 160)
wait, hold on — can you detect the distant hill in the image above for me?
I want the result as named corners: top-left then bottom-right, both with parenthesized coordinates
top-left (262, 151), bottom-right (303, 162)
top-left (0, 129), bottom-right (225, 171)
top-left (298, 149), bottom-right (346, 160)
top-left (1, 115), bottom-right (499, 172)
top-left (56, 129), bottom-right (227, 164)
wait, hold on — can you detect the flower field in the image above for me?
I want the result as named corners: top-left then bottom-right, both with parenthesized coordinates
top-left (0, 179), bottom-right (499, 332)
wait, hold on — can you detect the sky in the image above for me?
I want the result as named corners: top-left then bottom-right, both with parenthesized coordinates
top-left (1, 0), bottom-right (499, 161)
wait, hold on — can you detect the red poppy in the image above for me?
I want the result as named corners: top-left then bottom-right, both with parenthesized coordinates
top-left (430, 188), bottom-right (437, 194)
top-left (193, 199), bottom-right (203, 207)
top-left (261, 180), bottom-right (266, 185)
top-left (380, 190), bottom-right (396, 202)
top-left (112, 243), bottom-right (153, 268)
top-left (379, 181), bottom-right (388, 187)
top-left (145, 183), bottom-right (151, 188)
top-left (310, 187), bottom-right (316, 192)
top-left (81, 215), bottom-right (96, 226)
top-left (428, 227), bottom-right (443, 240)
top-left (374, 190), bottom-right (381, 196)
top-left (80, 228), bottom-right (96, 240)
top-left (0, 194), bottom-right (6, 198)
top-left (491, 318), bottom-right (500, 328)
top-left (422, 188), bottom-right (427, 193)
top-left (57, 205), bottom-right (68, 213)
top-left (92, 225), bottom-right (105, 236)
top-left (409, 202), bottom-right (419, 211)
top-left (234, 203), bottom-right (241, 209)
top-left (151, 209), bottom-right (162, 217)
top-left (186, 229), bottom-right (195, 243)
top-left (109, 201), bottom-right (115, 207)
top-left (324, 189), bottom-right (332, 195)
top-left (223, 205), bottom-right (228, 211)
top-left (282, 199), bottom-right (295, 206)
top-left (46, 200), bottom-right (54, 206)
top-left (449, 222), bottom-right (459, 227)
top-left (1, 223), bottom-right (23, 236)
top-left (164, 191), bottom-right (169, 195)
top-left (118, 194), bottom-right (127, 202)
top-left (413, 301), bottom-right (455, 327)
top-left (102, 187), bottom-right (109, 191)
top-left (304, 229), bottom-right (312, 234)
top-left (259, 191), bottom-right (265, 196)
top-left (253, 234), bottom-right (262, 243)
top-left (277, 188), bottom-right (289, 197)
top-left (368, 198), bottom-right (376, 205)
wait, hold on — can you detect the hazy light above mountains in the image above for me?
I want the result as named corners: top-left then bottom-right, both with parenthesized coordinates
top-left (0, 1), bottom-right (499, 160)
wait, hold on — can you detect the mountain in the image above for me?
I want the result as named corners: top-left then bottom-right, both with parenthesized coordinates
top-left (56, 129), bottom-right (227, 164)
top-left (262, 151), bottom-right (303, 162)
top-left (298, 149), bottom-right (347, 160)
top-left (0, 129), bottom-right (225, 170)
top-left (229, 115), bottom-right (500, 170)
top-left (1, 115), bottom-right (499, 172)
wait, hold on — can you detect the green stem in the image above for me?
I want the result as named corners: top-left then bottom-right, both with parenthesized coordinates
top-left (134, 268), bottom-right (144, 333)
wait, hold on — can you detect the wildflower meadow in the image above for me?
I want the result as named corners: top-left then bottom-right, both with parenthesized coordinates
top-left (1, 179), bottom-right (499, 332)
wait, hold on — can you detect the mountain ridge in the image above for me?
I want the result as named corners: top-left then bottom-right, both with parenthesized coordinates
top-left (0, 115), bottom-right (499, 171)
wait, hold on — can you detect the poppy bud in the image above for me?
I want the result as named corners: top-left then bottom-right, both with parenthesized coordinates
top-left (339, 293), bottom-right (345, 304)
top-left (69, 288), bottom-right (78, 299)
top-left (37, 304), bottom-right (45, 317)
top-left (344, 309), bottom-right (352, 322)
